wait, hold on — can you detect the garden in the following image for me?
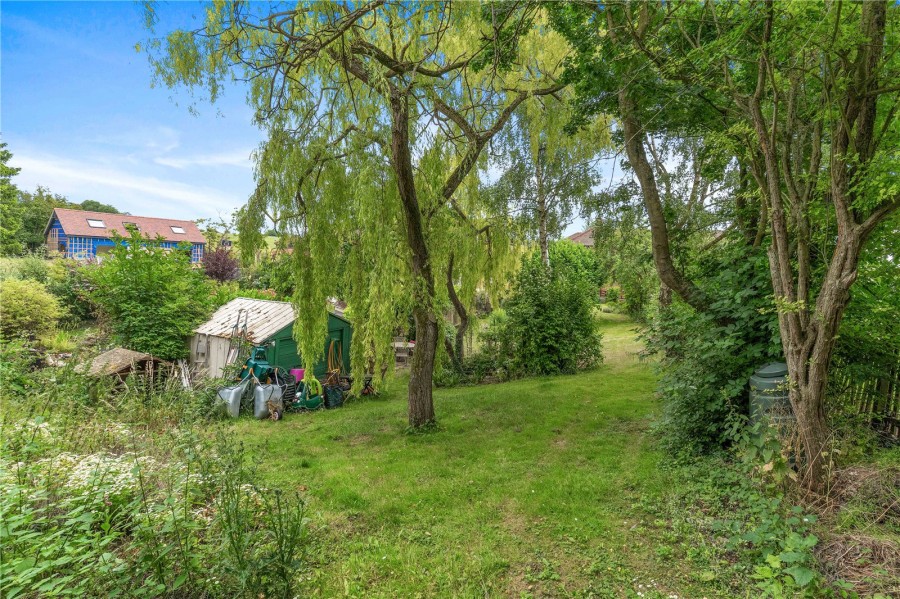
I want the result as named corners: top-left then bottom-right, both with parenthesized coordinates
top-left (2, 1), bottom-right (900, 598)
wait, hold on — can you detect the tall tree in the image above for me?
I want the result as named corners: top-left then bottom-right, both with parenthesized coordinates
top-left (552, 0), bottom-right (900, 487)
top-left (79, 199), bottom-right (120, 214)
top-left (487, 97), bottom-right (607, 267)
top-left (17, 186), bottom-right (76, 251)
top-left (147, 1), bottom-right (565, 427)
top-left (0, 143), bottom-right (24, 256)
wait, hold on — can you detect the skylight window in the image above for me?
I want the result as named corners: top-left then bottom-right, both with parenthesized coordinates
top-left (87, 219), bottom-right (106, 228)
top-left (122, 222), bottom-right (139, 232)
top-left (170, 226), bottom-right (185, 234)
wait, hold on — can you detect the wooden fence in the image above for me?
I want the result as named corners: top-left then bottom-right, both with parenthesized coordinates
top-left (830, 361), bottom-right (900, 440)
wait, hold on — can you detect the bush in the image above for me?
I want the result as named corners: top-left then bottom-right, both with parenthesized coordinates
top-left (548, 239), bottom-right (606, 292)
top-left (203, 247), bottom-right (240, 282)
top-left (45, 259), bottom-right (94, 324)
top-left (86, 232), bottom-right (213, 359)
top-left (238, 251), bottom-right (295, 299)
top-left (502, 252), bottom-right (603, 376)
top-left (644, 243), bottom-right (782, 454)
top-left (0, 278), bottom-right (63, 339)
top-left (16, 251), bottom-right (50, 283)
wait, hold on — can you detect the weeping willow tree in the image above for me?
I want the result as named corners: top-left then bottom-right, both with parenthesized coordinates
top-left (145, 1), bottom-right (567, 427)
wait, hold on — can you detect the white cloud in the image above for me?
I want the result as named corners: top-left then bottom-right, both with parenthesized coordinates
top-left (11, 152), bottom-right (248, 219)
top-left (90, 126), bottom-right (182, 155)
top-left (154, 149), bottom-right (254, 169)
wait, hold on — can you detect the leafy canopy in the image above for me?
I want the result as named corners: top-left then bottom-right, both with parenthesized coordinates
top-left (87, 231), bottom-right (213, 359)
top-left (145, 2), bottom-right (570, 386)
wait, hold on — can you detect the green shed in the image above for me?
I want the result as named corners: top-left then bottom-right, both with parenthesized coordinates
top-left (191, 298), bottom-right (352, 380)
top-left (267, 312), bottom-right (352, 378)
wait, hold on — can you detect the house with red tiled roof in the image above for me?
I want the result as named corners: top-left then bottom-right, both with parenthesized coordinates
top-left (44, 208), bottom-right (206, 263)
top-left (566, 229), bottom-right (594, 248)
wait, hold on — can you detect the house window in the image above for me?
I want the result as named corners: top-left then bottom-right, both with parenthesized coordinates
top-left (87, 219), bottom-right (106, 228)
top-left (122, 222), bottom-right (139, 233)
top-left (170, 226), bottom-right (185, 234)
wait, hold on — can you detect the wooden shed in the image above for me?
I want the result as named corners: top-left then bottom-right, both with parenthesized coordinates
top-left (190, 298), bottom-right (352, 380)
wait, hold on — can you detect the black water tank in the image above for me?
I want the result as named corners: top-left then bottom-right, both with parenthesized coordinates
top-left (749, 362), bottom-right (793, 427)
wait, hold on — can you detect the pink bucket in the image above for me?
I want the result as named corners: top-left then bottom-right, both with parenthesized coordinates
top-left (290, 368), bottom-right (305, 381)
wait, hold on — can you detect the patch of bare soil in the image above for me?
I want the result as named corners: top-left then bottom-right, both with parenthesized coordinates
top-left (347, 434), bottom-right (374, 446)
top-left (818, 533), bottom-right (900, 596)
top-left (811, 466), bottom-right (900, 596)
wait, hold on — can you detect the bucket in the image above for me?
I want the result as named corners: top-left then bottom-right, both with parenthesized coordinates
top-left (290, 368), bottom-right (305, 381)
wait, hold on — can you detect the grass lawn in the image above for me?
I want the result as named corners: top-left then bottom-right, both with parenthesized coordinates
top-left (232, 314), bottom-right (728, 597)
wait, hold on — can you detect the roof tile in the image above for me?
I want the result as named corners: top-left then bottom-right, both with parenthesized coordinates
top-left (51, 208), bottom-right (206, 244)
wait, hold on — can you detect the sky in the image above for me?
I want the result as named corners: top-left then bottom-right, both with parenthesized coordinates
top-left (1, 1), bottom-right (595, 234)
top-left (1, 1), bottom-right (262, 222)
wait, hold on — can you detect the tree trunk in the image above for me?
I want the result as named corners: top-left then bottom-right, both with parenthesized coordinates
top-left (446, 252), bottom-right (469, 367)
top-left (658, 282), bottom-right (671, 309)
top-left (617, 89), bottom-right (709, 314)
top-left (410, 305), bottom-right (438, 426)
top-left (389, 90), bottom-right (437, 428)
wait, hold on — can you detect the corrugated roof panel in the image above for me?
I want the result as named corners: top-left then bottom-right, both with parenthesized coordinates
top-left (194, 298), bottom-right (296, 343)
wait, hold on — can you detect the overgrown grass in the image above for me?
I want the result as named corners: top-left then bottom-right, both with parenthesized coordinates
top-left (0, 351), bottom-right (309, 598)
top-left (231, 316), bottom-right (741, 597)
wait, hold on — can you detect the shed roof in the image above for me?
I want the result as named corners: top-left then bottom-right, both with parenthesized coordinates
top-left (87, 348), bottom-right (157, 377)
top-left (48, 208), bottom-right (206, 244)
top-left (195, 298), bottom-right (350, 343)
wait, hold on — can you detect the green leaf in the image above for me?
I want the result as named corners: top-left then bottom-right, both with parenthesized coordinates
top-left (784, 565), bottom-right (815, 587)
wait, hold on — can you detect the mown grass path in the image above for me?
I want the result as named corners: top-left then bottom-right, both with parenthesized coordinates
top-left (233, 315), bottom-right (723, 597)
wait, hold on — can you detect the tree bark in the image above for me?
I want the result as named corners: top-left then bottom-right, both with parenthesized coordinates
top-left (748, 0), bottom-right (890, 489)
top-left (617, 89), bottom-right (708, 314)
top-left (446, 253), bottom-right (469, 367)
top-left (389, 90), bottom-right (437, 427)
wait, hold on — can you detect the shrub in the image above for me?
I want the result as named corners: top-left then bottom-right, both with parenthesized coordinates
top-left (644, 243), bottom-right (781, 454)
top-left (45, 259), bottom-right (94, 324)
top-left (503, 252), bottom-right (603, 376)
top-left (86, 232), bottom-right (213, 359)
top-left (548, 239), bottom-right (606, 291)
top-left (16, 251), bottom-right (49, 283)
top-left (203, 246), bottom-right (240, 282)
top-left (0, 338), bottom-right (37, 399)
top-left (0, 278), bottom-right (63, 339)
top-left (239, 250), bottom-right (295, 299)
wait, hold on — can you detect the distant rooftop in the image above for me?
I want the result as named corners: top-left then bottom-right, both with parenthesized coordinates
top-left (48, 208), bottom-right (206, 244)
top-left (566, 229), bottom-right (594, 247)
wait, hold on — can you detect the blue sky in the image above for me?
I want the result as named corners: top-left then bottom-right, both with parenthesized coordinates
top-left (1, 1), bottom-right (263, 222)
top-left (1, 1), bottom-right (595, 233)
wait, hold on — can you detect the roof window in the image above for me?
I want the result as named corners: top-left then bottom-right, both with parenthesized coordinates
top-left (122, 222), bottom-right (139, 232)
top-left (170, 226), bottom-right (186, 234)
top-left (87, 219), bottom-right (106, 228)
